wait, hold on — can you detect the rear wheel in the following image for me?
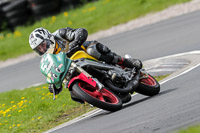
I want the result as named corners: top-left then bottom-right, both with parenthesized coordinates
top-left (135, 74), bottom-right (160, 96)
top-left (72, 81), bottom-right (122, 111)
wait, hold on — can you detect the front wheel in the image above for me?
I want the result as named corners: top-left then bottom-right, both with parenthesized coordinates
top-left (72, 81), bottom-right (122, 111)
top-left (135, 74), bottom-right (160, 96)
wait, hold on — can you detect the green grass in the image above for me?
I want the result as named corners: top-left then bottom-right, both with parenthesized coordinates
top-left (0, 75), bottom-right (168, 133)
top-left (178, 125), bottom-right (200, 133)
top-left (0, 0), bottom-right (191, 61)
top-left (155, 74), bottom-right (170, 81)
top-left (0, 84), bottom-right (94, 133)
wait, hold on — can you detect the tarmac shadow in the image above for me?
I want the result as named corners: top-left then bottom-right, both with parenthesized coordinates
top-left (122, 88), bottom-right (178, 109)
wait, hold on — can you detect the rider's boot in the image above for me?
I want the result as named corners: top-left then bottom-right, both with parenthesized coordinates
top-left (111, 54), bottom-right (143, 70)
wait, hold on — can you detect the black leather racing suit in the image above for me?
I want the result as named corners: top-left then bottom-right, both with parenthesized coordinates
top-left (52, 27), bottom-right (142, 69)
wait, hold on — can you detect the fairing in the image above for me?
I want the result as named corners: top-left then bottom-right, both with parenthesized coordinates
top-left (40, 52), bottom-right (72, 88)
top-left (68, 72), bottom-right (97, 90)
top-left (70, 50), bottom-right (97, 61)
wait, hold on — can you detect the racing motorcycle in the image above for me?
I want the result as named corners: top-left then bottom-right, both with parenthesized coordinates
top-left (40, 48), bottom-right (160, 112)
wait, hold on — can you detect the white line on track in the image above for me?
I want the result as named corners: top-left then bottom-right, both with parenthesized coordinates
top-left (159, 62), bottom-right (200, 85)
top-left (45, 51), bottom-right (200, 133)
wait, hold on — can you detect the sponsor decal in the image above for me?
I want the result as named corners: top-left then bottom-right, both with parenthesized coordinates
top-left (47, 73), bottom-right (51, 78)
top-left (56, 56), bottom-right (61, 61)
top-left (58, 64), bottom-right (63, 68)
top-left (51, 77), bottom-right (54, 82)
top-left (47, 77), bottom-right (51, 83)
top-left (42, 54), bottom-right (54, 74)
top-left (30, 34), bottom-right (34, 39)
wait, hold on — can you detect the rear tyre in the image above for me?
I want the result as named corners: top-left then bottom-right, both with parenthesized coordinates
top-left (72, 81), bottom-right (122, 111)
top-left (135, 74), bottom-right (160, 96)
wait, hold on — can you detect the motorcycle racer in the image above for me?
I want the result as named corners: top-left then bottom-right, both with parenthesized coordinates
top-left (29, 27), bottom-right (142, 98)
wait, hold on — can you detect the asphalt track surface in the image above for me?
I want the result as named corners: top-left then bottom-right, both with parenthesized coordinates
top-left (1, 9), bottom-right (200, 133)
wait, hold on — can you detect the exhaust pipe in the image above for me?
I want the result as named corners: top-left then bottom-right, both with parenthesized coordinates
top-left (104, 71), bottom-right (140, 94)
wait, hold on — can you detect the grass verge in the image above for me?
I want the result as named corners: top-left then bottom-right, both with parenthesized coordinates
top-left (178, 125), bottom-right (200, 133)
top-left (0, 75), bottom-right (167, 133)
top-left (154, 74), bottom-right (169, 81)
top-left (0, 84), bottom-right (94, 133)
top-left (0, 0), bottom-right (191, 61)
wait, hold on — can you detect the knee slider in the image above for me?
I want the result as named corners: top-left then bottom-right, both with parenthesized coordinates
top-left (86, 44), bottom-right (101, 59)
top-left (86, 42), bottom-right (114, 63)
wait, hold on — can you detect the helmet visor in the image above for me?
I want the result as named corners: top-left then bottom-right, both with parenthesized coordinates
top-left (34, 40), bottom-right (51, 56)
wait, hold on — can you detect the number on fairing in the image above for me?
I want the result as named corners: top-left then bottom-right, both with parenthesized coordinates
top-left (41, 55), bottom-right (53, 73)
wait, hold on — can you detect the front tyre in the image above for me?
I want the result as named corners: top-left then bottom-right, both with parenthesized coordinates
top-left (72, 81), bottom-right (122, 112)
top-left (135, 74), bottom-right (160, 96)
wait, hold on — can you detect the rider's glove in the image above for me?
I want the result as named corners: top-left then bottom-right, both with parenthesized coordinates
top-left (131, 59), bottom-right (143, 70)
top-left (122, 58), bottom-right (143, 70)
top-left (69, 28), bottom-right (88, 50)
top-left (48, 84), bottom-right (62, 95)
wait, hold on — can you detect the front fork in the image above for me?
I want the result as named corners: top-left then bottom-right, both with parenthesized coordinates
top-left (71, 62), bottom-right (104, 91)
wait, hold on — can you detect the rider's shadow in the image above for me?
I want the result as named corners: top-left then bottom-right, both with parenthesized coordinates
top-left (89, 88), bottom-right (178, 119)
top-left (122, 88), bottom-right (178, 109)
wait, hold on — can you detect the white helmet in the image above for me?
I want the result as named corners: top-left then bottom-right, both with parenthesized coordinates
top-left (29, 27), bottom-right (55, 56)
